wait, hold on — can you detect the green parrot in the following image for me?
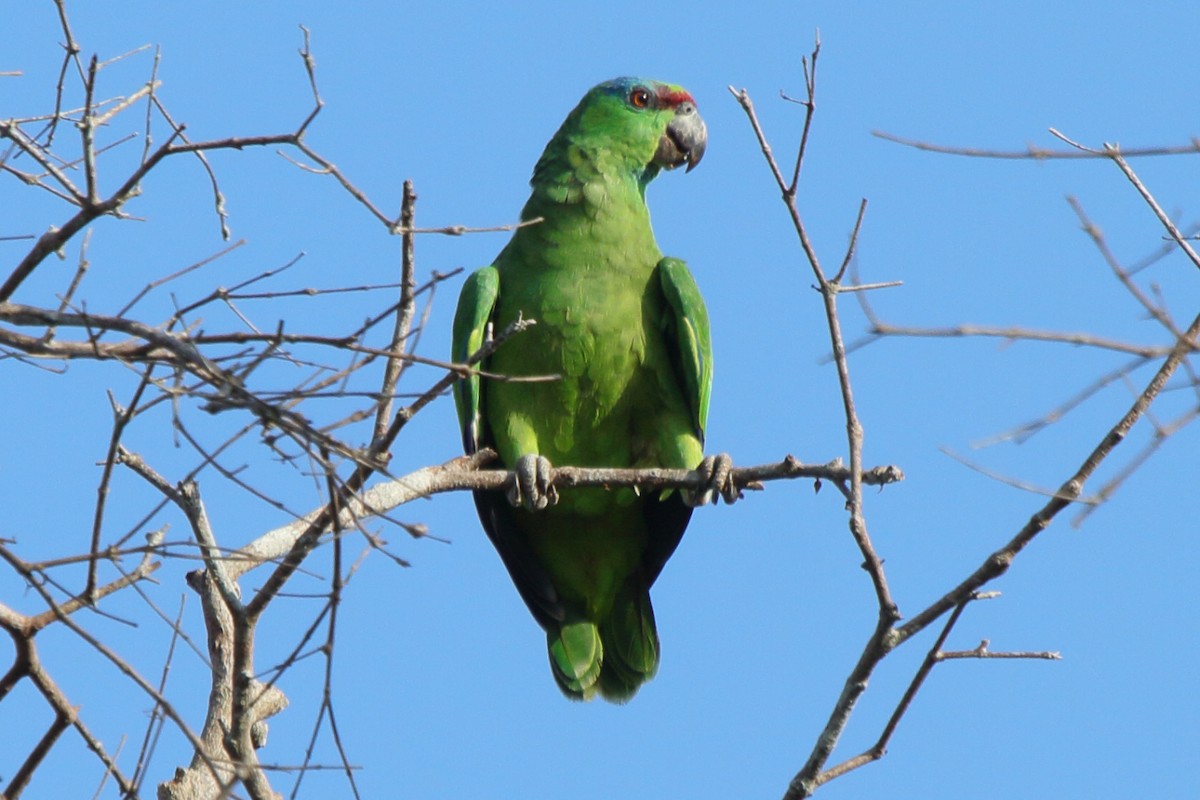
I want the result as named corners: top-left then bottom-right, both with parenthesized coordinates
top-left (452, 77), bottom-right (726, 702)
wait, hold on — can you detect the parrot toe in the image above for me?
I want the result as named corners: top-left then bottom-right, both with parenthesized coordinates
top-left (686, 453), bottom-right (739, 507)
top-left (507, 454), bottom-right (559, 510)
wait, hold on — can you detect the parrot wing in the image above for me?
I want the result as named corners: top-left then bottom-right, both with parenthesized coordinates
top-left (451, 264), bottom-right (564, 627)
top-left (658, 256), bottom-right (713, 441)
top-left (638, 256), bottom-right (713, 587)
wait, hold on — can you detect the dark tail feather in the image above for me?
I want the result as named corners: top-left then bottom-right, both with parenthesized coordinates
top-left (596, 574), bottom-right (659, 703)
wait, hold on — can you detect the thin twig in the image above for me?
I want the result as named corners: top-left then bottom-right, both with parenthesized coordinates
top-left (86, 371), bottom-right (153, 600)
top-left (874, 129), bottom-right (1200, 160)
top-left (896, 310), bottom-right (1200, 644)
top-left (373, 179), bottom-right (418, 445)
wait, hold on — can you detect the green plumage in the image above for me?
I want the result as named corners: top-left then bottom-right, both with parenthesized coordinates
top-left (452, 78), bottom-right (711, 702)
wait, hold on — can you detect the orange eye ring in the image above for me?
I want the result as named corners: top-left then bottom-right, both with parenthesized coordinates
top-left (629, 87), bottom-right (651, 109)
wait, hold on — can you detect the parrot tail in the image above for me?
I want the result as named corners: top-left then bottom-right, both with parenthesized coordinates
top-left (597, 576), bottom-right (659, 703)
top-left (546, 576), bottom-right (660, 702)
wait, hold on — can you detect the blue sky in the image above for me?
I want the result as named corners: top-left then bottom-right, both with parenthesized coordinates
top-left (2, 2), bottom-right (1198, 798)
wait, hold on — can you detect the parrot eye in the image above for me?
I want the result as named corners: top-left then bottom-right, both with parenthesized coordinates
top-left (629, 87), bottom-right (652, 109)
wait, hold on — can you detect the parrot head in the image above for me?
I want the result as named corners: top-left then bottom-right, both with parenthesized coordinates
top-left (532, 77), bottom-right (707, 195)
top-left (621, 78), bottom-right (708, 173)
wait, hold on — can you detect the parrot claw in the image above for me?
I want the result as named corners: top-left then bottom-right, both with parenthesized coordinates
top-left (508, 454), bottom-right (559, 510)
top-left (686, 453), bottom-right (738, 507)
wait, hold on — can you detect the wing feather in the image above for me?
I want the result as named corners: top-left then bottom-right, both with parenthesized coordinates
top-left (452, 265), bottom-right (565, 625)
top-left (658, 257), bottom-right (713, 441)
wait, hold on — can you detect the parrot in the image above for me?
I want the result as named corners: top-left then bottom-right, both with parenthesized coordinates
top-left (451, 77), bottom-right (727, 702)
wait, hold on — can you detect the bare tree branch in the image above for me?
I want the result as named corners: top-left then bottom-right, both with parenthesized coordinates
top-left (873, 128), bottom-right (1200, 160)
top-left (733, 46), bottom-right (1199, 800)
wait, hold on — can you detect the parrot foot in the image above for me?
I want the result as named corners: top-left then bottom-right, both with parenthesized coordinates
top-left (686, 453), bottom-right (739, 507)
top-left (507, 454), bottom-right (559, 510)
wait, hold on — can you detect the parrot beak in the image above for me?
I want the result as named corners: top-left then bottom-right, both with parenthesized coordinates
top-left (655, 101), bottom-right (707, 172)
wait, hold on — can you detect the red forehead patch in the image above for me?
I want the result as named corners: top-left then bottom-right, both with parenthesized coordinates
top-left (655, 86), bottom-right (695, 107)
